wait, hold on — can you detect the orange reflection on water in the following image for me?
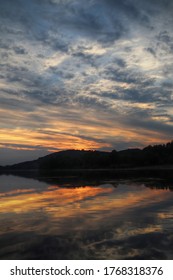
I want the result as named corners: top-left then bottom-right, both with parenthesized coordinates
top-left (0, 183), bottom-right (171, 235)
top-left (0, 186), bottom-right (113, 214)
top-left (0, 184), bottom-right (170, 217)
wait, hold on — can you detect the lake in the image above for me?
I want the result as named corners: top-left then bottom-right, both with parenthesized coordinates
top-left (0, 173), bottom-right (173, 259)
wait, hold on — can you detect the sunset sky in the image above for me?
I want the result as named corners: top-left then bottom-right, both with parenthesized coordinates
top-left (0, 0), bottom-right (173, 164)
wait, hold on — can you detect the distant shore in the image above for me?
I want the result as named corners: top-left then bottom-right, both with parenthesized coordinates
top-left (1, 165), bottom-right (173, 171)
top-left (1, 166), bottom-right (173, 182)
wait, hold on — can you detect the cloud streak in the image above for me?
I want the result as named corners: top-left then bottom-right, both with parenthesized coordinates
top-left (0, 0), bottom-right (173, 164)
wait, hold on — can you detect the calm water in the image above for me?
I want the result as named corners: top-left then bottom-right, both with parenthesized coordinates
top-left (0, 174), bottom-right (173, 259)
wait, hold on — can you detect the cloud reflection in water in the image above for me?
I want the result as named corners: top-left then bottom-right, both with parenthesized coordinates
top-left (0, 175), bottom-right (173, 259)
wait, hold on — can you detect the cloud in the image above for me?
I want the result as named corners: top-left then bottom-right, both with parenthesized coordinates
top-left (0, 0), bottom-right (173, 163)
top-left (13, 46), bottom-right (28, 55)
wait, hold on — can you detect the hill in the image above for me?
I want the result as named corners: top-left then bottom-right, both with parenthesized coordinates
top-left (1, 141), bottom-right (173, 171)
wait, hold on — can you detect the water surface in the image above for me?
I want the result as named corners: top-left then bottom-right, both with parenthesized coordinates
top-left (0, 174), bottom-right (173, 259)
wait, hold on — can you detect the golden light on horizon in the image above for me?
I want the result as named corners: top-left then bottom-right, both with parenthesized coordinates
top-left (0, 120), bottom-right (170, 154)
top-left (0, 94), bottom-right (172, 158)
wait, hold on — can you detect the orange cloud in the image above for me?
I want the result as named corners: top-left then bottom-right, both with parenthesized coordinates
top-left (0, 102), bottom-right (171, 154)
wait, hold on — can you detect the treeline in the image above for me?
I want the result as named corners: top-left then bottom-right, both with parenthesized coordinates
top-left (140, 141), bottom-right (173, 166)
top-left (39, 150), bottom-right (111, 169)
top-left (1, 141), bottom-right (173, 171)
top-left (38, 141), bottom-right (173, 170)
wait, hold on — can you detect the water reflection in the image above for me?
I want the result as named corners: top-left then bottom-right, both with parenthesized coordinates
top-left (0, 174), bottom-right (173, 259)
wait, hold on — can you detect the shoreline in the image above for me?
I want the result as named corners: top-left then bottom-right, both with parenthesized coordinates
top-left (1, 165), bottom-right (173, 172)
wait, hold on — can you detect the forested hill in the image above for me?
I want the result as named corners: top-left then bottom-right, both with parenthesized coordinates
top-left (1, 141), bottom-right (173, 170)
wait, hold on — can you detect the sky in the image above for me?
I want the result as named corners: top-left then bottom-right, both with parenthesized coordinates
top-left (0, 0), bottom-right (173, 165)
